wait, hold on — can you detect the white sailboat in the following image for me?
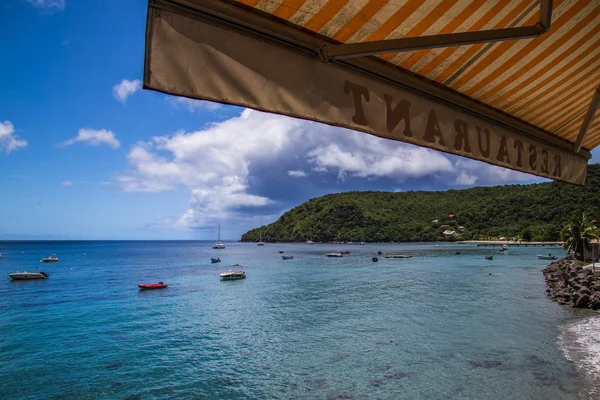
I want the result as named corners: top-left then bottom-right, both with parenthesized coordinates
top-left (213, 225), bottom-right (225, 249)
top-left (257, 232), bottom-right (265, 246)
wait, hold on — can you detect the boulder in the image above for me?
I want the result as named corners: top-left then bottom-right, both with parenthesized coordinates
top-left (579, 287), bottom-right (591, 296)
top-left (574, 294), bottom-right (590, 308)
top-left (589, 295), bottom-right (600, 310)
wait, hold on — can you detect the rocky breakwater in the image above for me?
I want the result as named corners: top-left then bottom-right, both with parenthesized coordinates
top-left (543, 256), bottom-right (600, 309)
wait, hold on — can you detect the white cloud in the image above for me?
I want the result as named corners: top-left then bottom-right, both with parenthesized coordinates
top-left (26, 0), bottom-right (65, 12)
top-left (62, 128), bottom-right (120, 149)
top-left (61, 180), bottom-right (74, 187)
top-left (288, 170), bottom-right (307, 177)
top-left (170, 97), bottom-right (221, 112)
top-left (307, 137), bottom-right (453, 180)
top-left (113, 79), bottom-right (141, 103)
top-left (453, 158), bottom-right (538, 186)
top-left (455, 171), bottom-right (478, 186)
top-left (117, 109), bottom-right (540, 230)
top-left (0, 121), bottom-right (28, 154)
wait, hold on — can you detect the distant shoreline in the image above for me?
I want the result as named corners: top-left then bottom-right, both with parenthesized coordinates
top-left (459, 240), bottom-right (563, 246)
top-left (240, 240), bottom-right (564, 246)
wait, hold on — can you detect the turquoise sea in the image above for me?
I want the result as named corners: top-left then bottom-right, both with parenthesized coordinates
top-left (0, 241), bottom-right (598, 399)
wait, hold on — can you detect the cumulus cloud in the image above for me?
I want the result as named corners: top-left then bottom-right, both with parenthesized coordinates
top-left (453, 158), bottom-right (539, 186)
top-left (26, 0), bottom-right (65, 12)
top-left (62, 128), bottom-right (120, 149)
top-left (113, 79), bottom-right (141, 103)
top-left (170, 97), bottom-right (221, 112)
top-left (117, 109), bottom-right (539, 230)
top-left (288, 170), bottom-right (308, 177)
top-left (308, 140), bottom-right (453, 180)
top-left (0, 121), bottom-right (28, 154)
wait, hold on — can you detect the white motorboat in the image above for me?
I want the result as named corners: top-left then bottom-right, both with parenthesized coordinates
top-left (220, 264), bottom-right (246, 280)
top-left (213, 225), bottom-right (226, 249)
top-left (41, 254), bottom-right (59, 262)
top-left (9, 271), bottom-right (49, 280)
top-left (306, 240), bottom-right (314, 244)
top-left (257, 233), bottom-right (265, 246)
top-left (326, 252), bottom-right (343, 257)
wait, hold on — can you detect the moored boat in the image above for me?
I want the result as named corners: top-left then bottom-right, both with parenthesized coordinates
top-left (372, 257), bottom-right (378, 262)
top-left (139, 282), bottom-right (168, 290)
top-left (211, 257), bottom-right (221, 263)
top-left (41, 254), bottom-right (59, 262)
top-left (485, 255), bottom-right (494, 260)
top-left (9, 271), bottom-right (49, 280)
top-left (537, 254), bottom-right (557, 260)
top-left (384, 254), bottom-right (412, 259)
top-left (220, 265), bottom-right (246, 280)
top-left (326, 252), bottom-right (343, 257)
top-left (279, 250), bottom-right (285, 254)
top-left (306, 240), bottom-right (314, 244)
top-left (213, 225), bottom-right (225, 249)
top-left (282, 255), bottom-right (294, 260)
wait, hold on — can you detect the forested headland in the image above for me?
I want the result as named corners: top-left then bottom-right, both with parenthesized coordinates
top-left (241, 165), bottom-right (600, 243)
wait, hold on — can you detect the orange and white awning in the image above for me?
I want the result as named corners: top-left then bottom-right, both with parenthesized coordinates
top-left (143, 0), bottom-right (600, 184)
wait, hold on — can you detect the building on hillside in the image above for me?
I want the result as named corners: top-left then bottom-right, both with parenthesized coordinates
top-left (443, 230), bottom-right (458, 240)
top-left (458, 226), bottom-right (466, 232)
top-left (449, 214), bottom-right (455, 219)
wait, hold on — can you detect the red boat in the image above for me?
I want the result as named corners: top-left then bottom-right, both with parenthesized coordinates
top-left (138, 282), bottom-right (168, 290)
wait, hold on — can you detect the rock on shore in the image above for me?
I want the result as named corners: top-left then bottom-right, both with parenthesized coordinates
top-left (543, 256), bottom-right (600, 309)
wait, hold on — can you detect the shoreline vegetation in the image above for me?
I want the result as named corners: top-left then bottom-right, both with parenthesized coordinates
top-left (242, 165), bottom-right (600, 243)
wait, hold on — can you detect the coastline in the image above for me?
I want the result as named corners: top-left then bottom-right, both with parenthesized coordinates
top-left (543, 256), bottom-right (600, 309)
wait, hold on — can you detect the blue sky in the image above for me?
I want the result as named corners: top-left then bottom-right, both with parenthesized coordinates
top-left (0, 0), bottom-right (595, 240)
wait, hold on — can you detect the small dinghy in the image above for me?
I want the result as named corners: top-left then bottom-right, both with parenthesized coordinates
top-left (139, 282), bottom-right (168, 290)
top-left (211, 258), bottom-right (221, 263)
top-left (9, 271), bottom-right (49, 280)
top-left (279, 250), bottom-right (285, 254)
top-left (282, 255), bottom-right (294, 260)
top-left (372, 257), bottom-right (379, 262)
top-left (484, 255), bottom-right (494, 260)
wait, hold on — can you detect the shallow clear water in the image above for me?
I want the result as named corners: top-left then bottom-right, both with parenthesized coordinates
top-left (0, 241), bottom-right (594, 399)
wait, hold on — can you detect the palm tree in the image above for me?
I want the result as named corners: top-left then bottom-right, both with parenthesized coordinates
top-left (561, 213), bottom-right (599, 261)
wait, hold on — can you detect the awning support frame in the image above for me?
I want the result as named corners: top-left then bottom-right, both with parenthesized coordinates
top-left (573, 85), bottom-right (600, 153)
top-left (319, 0), bottom-right (552, 61)
top-left (146, 0), bottom-right (590, 161)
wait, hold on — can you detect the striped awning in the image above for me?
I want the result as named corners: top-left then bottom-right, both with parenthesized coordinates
top-left (143, 0), bottom-right (600, 184)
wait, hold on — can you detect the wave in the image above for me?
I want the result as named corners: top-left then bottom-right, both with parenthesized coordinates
top-left (559, 315), bottom-right (600, 398)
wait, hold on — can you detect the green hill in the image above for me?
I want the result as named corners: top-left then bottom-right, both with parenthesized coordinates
top-left (241, 164), bottom-right (600, 243)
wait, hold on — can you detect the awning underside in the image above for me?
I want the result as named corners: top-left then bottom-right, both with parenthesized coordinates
top-left (236, 0), bottom-right (600, 150)
top-left (144, 0), bottom-right (600, 185)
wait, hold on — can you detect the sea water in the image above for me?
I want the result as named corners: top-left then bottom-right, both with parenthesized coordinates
top-left (0, 241), bottom-right (596, 399)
